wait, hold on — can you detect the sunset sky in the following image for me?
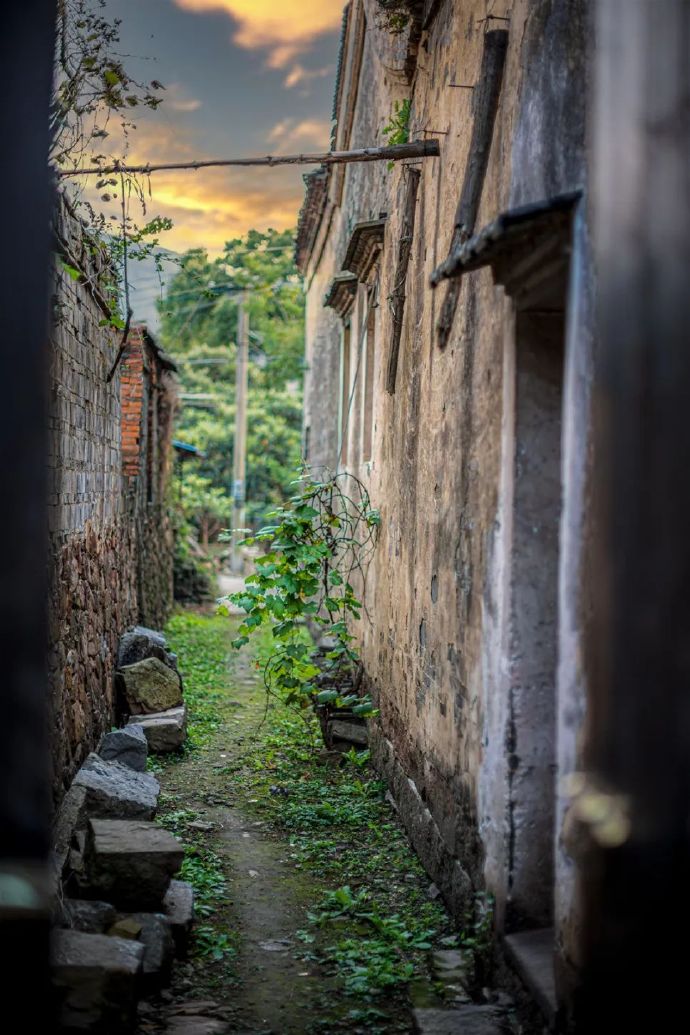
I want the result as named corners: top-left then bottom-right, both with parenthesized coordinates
top-left (98, 0), bottom-right (345, 254)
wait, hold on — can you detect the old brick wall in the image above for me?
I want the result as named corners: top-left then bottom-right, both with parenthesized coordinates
top-left (299, 0), bottom-right (594, 1010)
top-left (120, 327), bottom-right (177, 629)
top-left (49, 196), bottom-right (175, 798)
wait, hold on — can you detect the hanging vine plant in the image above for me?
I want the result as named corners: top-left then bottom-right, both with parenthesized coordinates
top-left (220, 470), bottom-right (380, 720)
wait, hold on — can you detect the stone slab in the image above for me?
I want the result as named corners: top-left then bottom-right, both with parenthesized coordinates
top-left (328, 719), bottom-right (369, 747)
top-left (117, 656), bottom-right (183, 715)
top-left (59, 899), bottom-right (117, 934)
top-left (128, 705), bottom-right (187, 753)
top-left (83, 819), bottom-right (184, 909)
top-left (99, 724), bottom-right (148, 772)
top-left (52, 929), bottom-right (144, 1032)
top-left (74, 753), bottom-right (159, 820)
top-left (119, 911), bottom-right (175, 988)
top-left (53, 783), bottom-right (89, 878)
top-left (118, 626), bottom-right (178, 672)
top-left (163, 879), bottom-right (195, 956)
top-left (413, 1006), bottom-right (507, 1034)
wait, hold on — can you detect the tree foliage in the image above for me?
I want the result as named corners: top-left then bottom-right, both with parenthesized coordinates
top-left (159, 229), bottom-right (305, 540)
top-left (52, 0), bottom-right (173, 326)
top-left (53, 0), bottom-right (164, 169)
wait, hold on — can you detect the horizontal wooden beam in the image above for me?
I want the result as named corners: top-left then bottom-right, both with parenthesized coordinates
top-left (56, 139), bottom-right (440, 179)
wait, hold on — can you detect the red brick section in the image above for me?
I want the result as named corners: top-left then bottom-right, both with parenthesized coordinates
top-left (120, 326), bottom-right (146, 479)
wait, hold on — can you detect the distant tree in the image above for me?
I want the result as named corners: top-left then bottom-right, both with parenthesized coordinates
top-left (159, 228), bottom-right (304, 543)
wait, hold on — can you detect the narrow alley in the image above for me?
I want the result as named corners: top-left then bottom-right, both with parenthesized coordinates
top-left (144, 606), bottom-right (515, 1035)
top-left (2, 2), bottom-right (689, 1033)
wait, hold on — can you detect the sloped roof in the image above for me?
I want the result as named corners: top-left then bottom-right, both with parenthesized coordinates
top-left (294, 167), bottom-right (330, 274)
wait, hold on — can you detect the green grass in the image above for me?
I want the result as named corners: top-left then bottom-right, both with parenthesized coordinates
top-left (159, 608), bottom-right (472, 1025)
top-left (167, 611), bottom-right (232, 750)
top-left (221, 694), bottom-right (460, 1003)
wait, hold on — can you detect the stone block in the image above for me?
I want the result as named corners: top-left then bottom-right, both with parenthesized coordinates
top-left (83, 819), bottom-right (184, 909)
top-left (108, 917), bottom-right (143, 940)
top-left (328, 719), bottom-right (369, 747)
top-left (73, 753), bottom-right (159, 820)
top-left (413, 1006), bottom-right (507, 1034)
top-left (163, 879), bottom-right (195, 956)
top-left (117, 657), bottom-right (183, 715)
top-left (98, 725), bottom-right (148, 772)
top-left (128, 705), bottom-right (187, 753)
top-left (53, 783), bottom-right (89, 878)
top-left (115, 911), bottom-right (175, 989)
top-left (58, 899), bottom-right (116, 934)
top-left (118, 626), bottom-right (178, 673)
top-left (51, 929), bottom-right (143, 1032)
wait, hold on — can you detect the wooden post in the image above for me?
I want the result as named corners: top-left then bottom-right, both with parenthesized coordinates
top-left (436, 29), bottom-right (508, 348)
top-left (0, 0), bottom-right (56, 1019)
top-left (386, 168), bottom-right (420, 394)
top-left (577, 2), bottom-right (690, 1030)
top-left (231, 294), bottom-right (249, 575)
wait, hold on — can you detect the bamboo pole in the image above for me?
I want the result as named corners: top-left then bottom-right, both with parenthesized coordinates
top-left (56, 139), bottom-right (440, 178)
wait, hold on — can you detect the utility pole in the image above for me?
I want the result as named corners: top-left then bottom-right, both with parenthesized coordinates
top-left (231, 293), bottom-right (249, 574)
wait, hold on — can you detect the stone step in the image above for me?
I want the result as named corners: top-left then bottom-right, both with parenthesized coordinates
top-left (117, 656), bottom-right (183, 715)
top-left (73, 753), bottom-right (159, 821)
top-left (81, 818), bottom-right (184, 909)
top-left (163, 879), bottom-right (195, 957)
top-left (128, 705), bottom-right (187, 753)
top-left (52, 929), bottom-right (143, 1032)
top-left (98, 724), bottom-right (148, 772)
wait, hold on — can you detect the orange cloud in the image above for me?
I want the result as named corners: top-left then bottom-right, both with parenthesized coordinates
top-left (172, 0), bottom-right (344, 66)
top-left (64, 106), bottom-right (314, 255)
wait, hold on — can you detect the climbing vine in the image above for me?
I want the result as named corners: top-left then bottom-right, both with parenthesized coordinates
top-left (220, 471), bottom-right (380, 718)
top-left (382, 99), bottom-right (411, 169)
top-left (382, 99), bottom-right (412, 148)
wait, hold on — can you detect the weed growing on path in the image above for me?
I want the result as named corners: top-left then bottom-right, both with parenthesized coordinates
top-left (227, 699), bottom-right (460, 1002)
top-left (160, 610), bottom-right (469, 1028)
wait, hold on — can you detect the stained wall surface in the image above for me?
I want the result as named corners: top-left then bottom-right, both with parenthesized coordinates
top-left (299, 0), bottom-right (593, 1010)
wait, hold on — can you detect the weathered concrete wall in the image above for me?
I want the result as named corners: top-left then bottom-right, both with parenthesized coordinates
top-left (300, 0), bottom-right (593, 1013)
top-left (49, 197), bottom-right (176, 797)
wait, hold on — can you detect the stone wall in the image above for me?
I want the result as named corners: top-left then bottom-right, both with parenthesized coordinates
top-left (49, 196), bottom-right (176, 798)
top-left (298, 0), bottom-right (594, 1016)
